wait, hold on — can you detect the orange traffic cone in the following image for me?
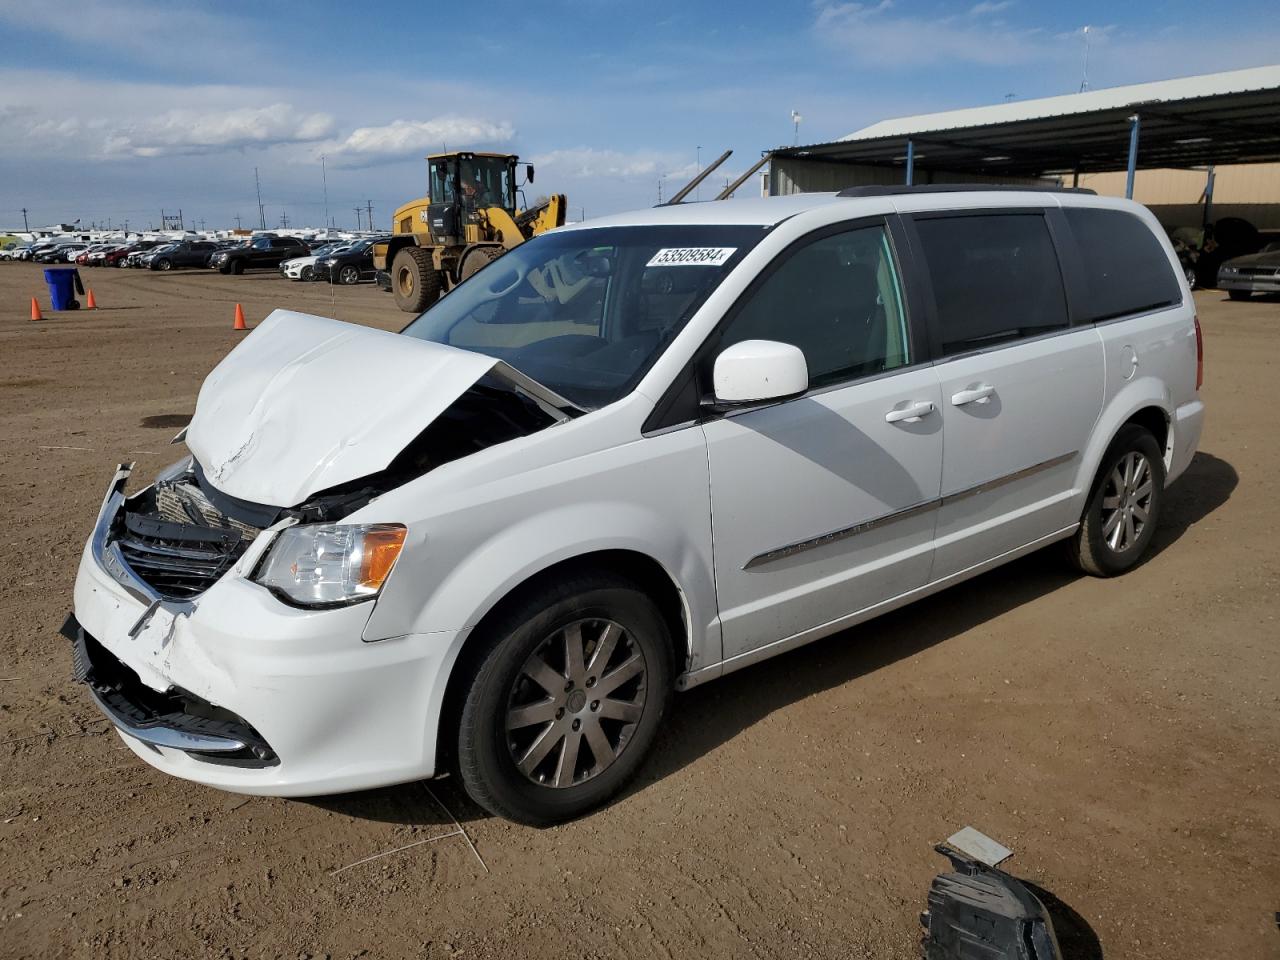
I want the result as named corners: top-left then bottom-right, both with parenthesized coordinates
top-left (85, 289), bottom-right (97, 310)
top-left (233, 303), bottom-right (247, 331)
top-left (30, 297), bottom-right (42, 321)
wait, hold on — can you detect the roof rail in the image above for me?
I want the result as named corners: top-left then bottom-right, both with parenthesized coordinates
top-left (835, 183), bottom-right (1096, 198)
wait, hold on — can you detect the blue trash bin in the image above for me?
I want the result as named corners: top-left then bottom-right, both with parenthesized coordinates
top-left (43, 267), bottom-right (82, 310)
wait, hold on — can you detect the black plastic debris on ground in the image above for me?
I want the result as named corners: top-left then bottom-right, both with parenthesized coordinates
top-left (921, 844), bottom-right (1062, 960)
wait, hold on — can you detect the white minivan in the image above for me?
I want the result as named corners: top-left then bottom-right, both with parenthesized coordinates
top-left (67, 186), bottom-right (1205, 824)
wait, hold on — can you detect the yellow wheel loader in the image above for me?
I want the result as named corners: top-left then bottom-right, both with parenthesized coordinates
top-left (373, 151), bottom-right (567, 312)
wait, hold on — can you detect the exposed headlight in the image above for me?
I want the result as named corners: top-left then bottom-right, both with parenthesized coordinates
top-left (254, 522), bottom-right (407, 607)
top-left (319, 257), bottom-right (337, 266)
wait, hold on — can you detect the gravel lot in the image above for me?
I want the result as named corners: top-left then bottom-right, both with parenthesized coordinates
top-left (0, 262), bottom-right (1276, 959)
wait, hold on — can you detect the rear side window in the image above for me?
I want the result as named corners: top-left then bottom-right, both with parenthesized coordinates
top-left (915, 213), bottom-right (1069, 357)
top-left (1064, 208), bottom-right (1182, 321)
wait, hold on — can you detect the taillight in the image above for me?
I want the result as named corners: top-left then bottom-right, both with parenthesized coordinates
top-left (1193, 314), bottom-right (1204, 391)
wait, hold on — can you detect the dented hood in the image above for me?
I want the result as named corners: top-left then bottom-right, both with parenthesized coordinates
top-left (186, 309), bottom-right (571, 506)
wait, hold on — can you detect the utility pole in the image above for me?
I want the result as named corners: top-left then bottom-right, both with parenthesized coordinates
top-left (255, 167), bottom-right (266, 230)
top-left (199, 218), bottom-right (206, 231)
top-left (354, 207), bottom-right (363, 231)
top-left (365, 200), bottom-right (374, 231)
top-left (696, 145), bottom-right (702, 201)
top-left (21, 207), bottom-right (29, 231)
top-left (321, 155), bottom-right (330, 232)
top-left (279, 209), bottom-right (290, 229)
top-left (657, 179), bottom-right (663, 204)
top-left (234, 214), bottom-right (242, 230)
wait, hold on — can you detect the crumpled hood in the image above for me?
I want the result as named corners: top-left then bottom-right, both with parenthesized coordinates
top-left (186, 309), bottom-right (566, 507)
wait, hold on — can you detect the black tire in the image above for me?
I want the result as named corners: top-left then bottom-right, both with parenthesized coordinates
top-left (1070, 424), bottom-right (1166, 577)
top-left (459, 246), bottom-right (503, 282)
top-left (300, 265), bottom-right (314, 281)
top-left (338, 264), bottom-right (361, 285)
top-left (457, 574), bottom-right (675, 825)
top-left (1227, 289), bottom-right (1251, 301)
top-left (156, 258), bottom-right (172, 271)
top-left (231, 260), bottom-right (245, 275)
top-left (391, 246), bottom-right (442, 312)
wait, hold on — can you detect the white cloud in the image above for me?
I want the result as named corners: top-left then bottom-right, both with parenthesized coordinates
top-left (532, 148), bottom-right (664, 179)
top-left (103, 104), bottom-right (335, 158)
top-left (320, 117), bottom-right (516, 166)
top-left (969, 1), bottom-right (1015, 15)
top-left (813, 2), bottom-right (1050, 67)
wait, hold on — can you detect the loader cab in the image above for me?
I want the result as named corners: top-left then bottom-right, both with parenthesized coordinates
top-left (426, 152), bottom-right (520, 245)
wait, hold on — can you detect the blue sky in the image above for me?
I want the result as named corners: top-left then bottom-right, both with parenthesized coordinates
top-left (2, 0), bottom-right (1278, 231)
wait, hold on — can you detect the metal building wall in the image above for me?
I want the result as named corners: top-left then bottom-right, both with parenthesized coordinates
top-left (1073, 162), bottom-right (1280, 230)
top-left (770, 158), bottom-right (1052, 195)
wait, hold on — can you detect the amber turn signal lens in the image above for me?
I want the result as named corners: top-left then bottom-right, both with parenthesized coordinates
top-left (358, 525), bottom-right (407, 590)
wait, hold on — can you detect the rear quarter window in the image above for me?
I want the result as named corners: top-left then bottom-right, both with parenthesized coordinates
top-left (1064, 207), bottom-right (1182, 322)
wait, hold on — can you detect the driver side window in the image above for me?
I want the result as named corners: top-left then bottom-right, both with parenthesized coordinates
top-left (719, 224), bottom-right (911, 389)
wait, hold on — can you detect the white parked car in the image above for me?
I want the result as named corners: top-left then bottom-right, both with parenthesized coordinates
top-left (279, 242), bottom-right (352, 281)
top-left (67, 187), bottom-right (1204, 824)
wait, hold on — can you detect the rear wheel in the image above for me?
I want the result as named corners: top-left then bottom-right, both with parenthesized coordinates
top-left (1070, 424), bottom-right (1165, 577)
top-left (459, 246), bottom-right (504, 283)
top-left (1227, 289), bottom-right (1251, 301)
top-left (457, 575), bottom-right (674, 825)
top-left (392, 246), bottom-right (442, 312)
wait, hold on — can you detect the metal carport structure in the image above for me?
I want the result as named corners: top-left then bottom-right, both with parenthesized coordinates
top-left (770, 65), bottom-right (1280, 199)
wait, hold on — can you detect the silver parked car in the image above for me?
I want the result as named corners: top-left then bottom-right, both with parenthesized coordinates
top-left (1217, 240), bottom-right (1280, 299)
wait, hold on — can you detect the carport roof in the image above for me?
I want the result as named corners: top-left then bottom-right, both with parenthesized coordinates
top-left (774, 65), bottom-right (1280, 178)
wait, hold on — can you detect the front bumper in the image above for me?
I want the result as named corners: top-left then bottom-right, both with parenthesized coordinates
top-left (69, 464), bottom-right (455, 796)
top-left (1218, 272), bottom-right (1280, 293)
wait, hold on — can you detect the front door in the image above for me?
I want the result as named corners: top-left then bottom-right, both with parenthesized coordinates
top-left (701, 220), bottom-right (944, 662)
top-left (907, 210), bottom-right (1105, 579)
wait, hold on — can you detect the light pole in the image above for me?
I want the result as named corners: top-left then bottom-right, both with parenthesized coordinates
top-left (791, 110), bottom-right (803, 145)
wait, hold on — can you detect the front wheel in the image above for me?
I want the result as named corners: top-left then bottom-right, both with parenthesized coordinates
top-left (1070, 424), bottom-right (1165, 577)
top-left (156, 258), bottom-right (172, 271)
top-left (338, 264), bottom-right (361, 285)
top-left (457, 575), bottom-right (674, 825)
top-left (391, 246), bottom-right (442, 312)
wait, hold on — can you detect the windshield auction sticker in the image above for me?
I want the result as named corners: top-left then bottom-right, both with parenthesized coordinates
top-left (646, 247), bottom-right (737, 267)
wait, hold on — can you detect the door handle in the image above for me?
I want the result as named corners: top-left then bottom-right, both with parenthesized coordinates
top-left (885, 400), bottom-right (936, 423)
top-left (951, 384), bottom-right (996, 406)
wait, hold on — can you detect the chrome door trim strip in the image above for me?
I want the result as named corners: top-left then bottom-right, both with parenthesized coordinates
top-left (742, 451), bottom-right (1077, 570)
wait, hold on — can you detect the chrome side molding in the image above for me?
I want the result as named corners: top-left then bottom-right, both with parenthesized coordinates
top-left (744, 451), bottom-right (1077, 570)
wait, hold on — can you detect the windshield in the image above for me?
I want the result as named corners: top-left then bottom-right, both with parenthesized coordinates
top-left (401, 224), bottom-right (767, 409)
top-left (458, 157), bottom-right (512, 210)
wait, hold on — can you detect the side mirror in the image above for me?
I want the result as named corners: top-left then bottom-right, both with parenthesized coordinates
top-left (526, 164), bottom-right (535, 184)
top-left (711, 340), bottom-right (808, 406)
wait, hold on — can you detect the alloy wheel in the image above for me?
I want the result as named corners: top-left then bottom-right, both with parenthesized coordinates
top-left (1101, 451), bottom-right (1153, 553)
top-left (505, 618), bottom-right (648, 789)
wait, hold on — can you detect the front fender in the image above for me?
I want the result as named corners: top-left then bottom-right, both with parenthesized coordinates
top-left (363, 498), bottom-right (719, 674)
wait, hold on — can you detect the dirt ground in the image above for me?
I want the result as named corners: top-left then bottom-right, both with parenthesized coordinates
top-left (0, 261), bottom-right (1276, 960)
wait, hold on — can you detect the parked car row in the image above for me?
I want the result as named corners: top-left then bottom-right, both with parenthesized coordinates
top-left (280, 235), bottom-right (392, 284)
top-left (3, 233), bottom-right (392, 287)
